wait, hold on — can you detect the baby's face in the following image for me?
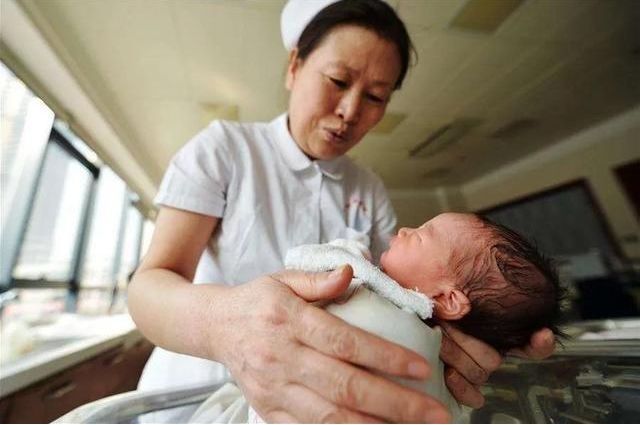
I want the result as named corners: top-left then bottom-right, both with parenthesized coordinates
top-left (380, 213), bottom-right (490, 296)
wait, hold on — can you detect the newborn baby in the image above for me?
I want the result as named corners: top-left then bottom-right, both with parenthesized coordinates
top-left (380, 212), bottom-right (562, 352)
top-left (188, 212), bottom-right (561, 423)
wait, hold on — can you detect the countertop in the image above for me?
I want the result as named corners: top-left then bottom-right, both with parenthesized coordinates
top-left (0, 314), bottom-right (143, 397)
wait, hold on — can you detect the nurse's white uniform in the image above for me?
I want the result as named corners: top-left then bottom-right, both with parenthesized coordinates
top-left (137, 113), bottom-right (397, 419)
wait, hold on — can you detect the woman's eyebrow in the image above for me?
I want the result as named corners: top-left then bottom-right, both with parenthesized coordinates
top-left (370, 80), bottom-right (393, 88)
top-left (327, 60), bottom-right (353, 72)
top-left (327, 61), bottom-right (394, 87)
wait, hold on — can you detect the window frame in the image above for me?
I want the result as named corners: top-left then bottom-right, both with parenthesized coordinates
top-left (1, 60), bottom-right (148, 314)
top-left (0, 79), bottom-right (52, 291)
top-left (117, 197), bottom-right (145, 283)
top-left (11, 128), bottom-right (100, 296)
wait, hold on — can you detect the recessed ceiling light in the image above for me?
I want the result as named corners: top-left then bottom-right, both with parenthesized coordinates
top-left (409, 118), bottom-right (481, 158)
top-left (491, 118), bottom-right (538, 139)
top-left (450, 0), bottom-right (524, 33)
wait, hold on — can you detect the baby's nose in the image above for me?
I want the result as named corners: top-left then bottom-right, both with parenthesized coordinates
top-left (398, 227), bottom-right (411, 236)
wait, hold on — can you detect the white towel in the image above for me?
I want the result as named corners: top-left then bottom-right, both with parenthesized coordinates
top-left (285, 239), bottom-right (434, 320)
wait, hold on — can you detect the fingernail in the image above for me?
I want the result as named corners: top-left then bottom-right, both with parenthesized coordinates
top-left (330, 265), bottom-right (345, 278)
top-left (408, 361), bottom-right (429, 379)
top-left (545, 331), bottom-right (555, 344)
top-left (445, 368), bottom-right (457, 381)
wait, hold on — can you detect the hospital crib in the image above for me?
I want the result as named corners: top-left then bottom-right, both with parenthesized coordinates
top-left (56, 319), bottom-right (640, 424)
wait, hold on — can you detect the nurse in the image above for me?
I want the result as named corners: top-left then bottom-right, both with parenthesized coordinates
top-left (129, 0), bottom-right (555, 422)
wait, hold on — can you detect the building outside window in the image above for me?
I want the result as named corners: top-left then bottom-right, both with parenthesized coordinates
top-left (13, 141), bottom-right (94, 282)
top-left (1, 62), bottom-right (54, 287)
top-left (0, 60), bottom-right (150, 320)
top-left (139, 220), bottom-right (155, 262)
top-left (79, 167), bottom-right (128, 288)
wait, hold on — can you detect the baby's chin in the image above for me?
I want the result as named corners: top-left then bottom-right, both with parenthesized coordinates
top-left (380, 257), bottom-right (411, 290)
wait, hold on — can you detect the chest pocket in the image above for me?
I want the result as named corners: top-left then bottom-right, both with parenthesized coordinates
top-left (343, 196), bottom-right (372, 247)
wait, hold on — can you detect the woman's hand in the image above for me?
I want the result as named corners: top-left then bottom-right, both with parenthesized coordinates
top-left (439, 322), bottom-right (556, 408)
top-left (213, 265), bottom-right (451, 423)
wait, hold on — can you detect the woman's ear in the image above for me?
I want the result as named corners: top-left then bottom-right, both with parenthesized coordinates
top-left (434, 288), bottom-right (470, 320)
top-left (285, 49), bottom-right (300, 91)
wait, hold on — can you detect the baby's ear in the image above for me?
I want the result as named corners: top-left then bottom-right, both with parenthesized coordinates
top-left (433, 288), bottom-right (470, 320)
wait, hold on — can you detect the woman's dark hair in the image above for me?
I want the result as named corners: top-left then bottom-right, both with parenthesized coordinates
top-left (296, 0), bottom-right (415, 90)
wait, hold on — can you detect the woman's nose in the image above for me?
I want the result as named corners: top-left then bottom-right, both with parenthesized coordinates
top-left (336, 90), bottom-right (361, 125)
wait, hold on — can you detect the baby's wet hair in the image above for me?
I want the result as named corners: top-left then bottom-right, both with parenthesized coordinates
top-left (453, 215), bottom-right (565, 352)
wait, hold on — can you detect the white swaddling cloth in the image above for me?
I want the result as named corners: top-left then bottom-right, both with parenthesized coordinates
top-left (189, 239), bottom-right (462, 423)
top-left (286, 239), bottom-right (434, 320)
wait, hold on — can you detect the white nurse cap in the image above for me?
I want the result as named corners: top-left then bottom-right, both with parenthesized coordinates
top-left (280, 0), bottom-right (340, 51)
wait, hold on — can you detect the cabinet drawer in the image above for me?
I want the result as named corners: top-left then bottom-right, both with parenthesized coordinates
top-left (0, 396), bottom-right (12, 422)
top-left (2, 339), bottom-right (154, 423)
top-left (118, 339), bottom-right (154, 391)
top-left (6, 357), bottom-right (98, 423)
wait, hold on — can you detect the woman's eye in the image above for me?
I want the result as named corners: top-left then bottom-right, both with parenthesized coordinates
top-left (329, 78), bottom-right (348, 89)
top-left (366, 93), bottom-right (385, 104)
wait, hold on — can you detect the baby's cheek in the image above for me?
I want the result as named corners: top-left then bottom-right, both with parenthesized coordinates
top-left (406, 279), bottom-right (429, 293)
top-left (380, 249), bottom-right (396, 272)
top-left (389, 268), bottom-right (415, 289)
top-left (379, 251), bottom-right (388, 269)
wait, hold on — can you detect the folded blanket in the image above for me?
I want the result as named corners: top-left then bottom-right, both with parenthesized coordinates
top-left (285, 239), bottom-right (434, 320)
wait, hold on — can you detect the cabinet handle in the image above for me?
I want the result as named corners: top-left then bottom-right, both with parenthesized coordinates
top-left (43, 381), bottom-right (77, 400)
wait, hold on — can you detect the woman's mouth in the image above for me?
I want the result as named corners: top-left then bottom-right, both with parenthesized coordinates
top-left (323, 129), bottom-right (348, 144)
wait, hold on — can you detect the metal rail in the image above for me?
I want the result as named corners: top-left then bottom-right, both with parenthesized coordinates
top-left (54, 381), bottom-right (230, 424)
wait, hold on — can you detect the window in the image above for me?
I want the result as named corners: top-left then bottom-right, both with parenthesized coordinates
top-left (13, 141), bottom-right (94, 282)
top-left (1, 60), bottom-right (150, 319)
top-left (0, 62), bottom-right (54, 286)
top-left (79, 168), bottom-right (128, 288)
top-left (104, 202), bottom-right (144, 314)
top-left (118, 203), bottom-right (144, 284)
top-left (480, 181), bottom-right (621, 265)
top-left (77, 173), bottom-right (148, 315)
top-left (479, 180), bottom-right (638, 321)
top-left (139, 219), bottom-right (155, 261)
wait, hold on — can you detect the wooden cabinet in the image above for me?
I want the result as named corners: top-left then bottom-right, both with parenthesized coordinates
top-left (1, 339), bottom-right (154, 423)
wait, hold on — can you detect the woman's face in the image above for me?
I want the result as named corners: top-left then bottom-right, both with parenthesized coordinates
top-left (286, 25), bottom-right (401, 160)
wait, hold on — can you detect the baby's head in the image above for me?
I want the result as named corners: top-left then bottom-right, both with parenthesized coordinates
top-left (380, 213), bottom-right (562, 352)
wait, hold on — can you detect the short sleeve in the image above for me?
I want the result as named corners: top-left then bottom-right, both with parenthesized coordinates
top-left (154, 122), bottom-right (232, 218)
top-left (369, 176), bottom-right (397, 264)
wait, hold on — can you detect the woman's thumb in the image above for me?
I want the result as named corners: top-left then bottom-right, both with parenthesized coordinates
top-left (272, 265), bottom-right (353, 302)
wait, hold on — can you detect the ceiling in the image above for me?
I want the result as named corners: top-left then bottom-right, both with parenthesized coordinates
top-left (16, 0), bottom-right (640, 191)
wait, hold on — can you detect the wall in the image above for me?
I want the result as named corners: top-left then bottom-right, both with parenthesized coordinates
top-left (461, 106), bottom-right (640, 260)
top-left (388, 190), bottom-right (442, 228)
top-left (388, 186), bottom-right (467, 228)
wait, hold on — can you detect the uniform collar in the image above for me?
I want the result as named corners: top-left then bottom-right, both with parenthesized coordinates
top-left (270, 113), bottom-right (345, 180)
